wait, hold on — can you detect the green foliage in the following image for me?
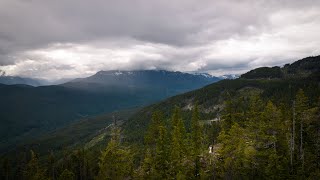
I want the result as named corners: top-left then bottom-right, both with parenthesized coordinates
top-left (5, 87), bottom-right (320, 180)
top-left (23, 150), bottom-right (49, 180)
top-left (0, 70), bottom-right (219, 152)
top-left (217, 123), bottom-right (256, 178)
top-left (153, 125), bottom-right (170, 179)
top-left (191, 104), bottom-right (201, 155)
top-left (58, 169), bottom-right (75, 180)
top-left (96, 127), bottom-right (133, 180)
top-left (242, 55), bottom-right (320, 79)
top-left (136, 148), bottom-right (154, 179)
top-left (241, 66), bottom-right (284, 79)
top-left (169, 107), bottom-right (188, 178)
top-left (144, 111), bottom-right (165, 146)
top-left (47, 151), bottom-right (55, 180)
top-left (2, 56), bottom-right (320, 179)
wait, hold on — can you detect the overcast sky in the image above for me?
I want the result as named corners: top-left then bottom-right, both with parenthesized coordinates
top-left (0, 0), bottom-right (319, 80)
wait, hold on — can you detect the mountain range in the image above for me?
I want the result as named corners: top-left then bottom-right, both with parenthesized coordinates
top-left (0, 72), bottom-right (71, 86)
top-left (0, 70), bottom-right (221, 152)
top-left (3, 55), bottom-right (319, 156)
top-left (62, 70), bottom-right (221, 93)
top-left (1, 55), bottom-right (319, 180)
top-left (0, 76), bottom-right (43, 86)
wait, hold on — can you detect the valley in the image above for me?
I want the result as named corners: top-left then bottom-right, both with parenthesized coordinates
top-left (1, 55), bottom-right (319, 179)
top-left (0, 70), bottom-right (221, 153)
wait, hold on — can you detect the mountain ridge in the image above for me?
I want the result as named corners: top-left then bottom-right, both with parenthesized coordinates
top-left (63, 70), bottom-right (221, 90)
top-left (241, 55), bottom-right (320, 79)
top-left (123, 55), bottom-right (320, 142)
top-left (0, 70), bottom-right (221, 152)
top-left (0, 76), bottom-right (43, 86)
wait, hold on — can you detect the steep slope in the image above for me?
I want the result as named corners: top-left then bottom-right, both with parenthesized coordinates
top-left (11, 108), bottom-right (138, 156)
top-left (0, 70), bottom-right (220, 152)
top-left (123, 56), bottom-right (320, 142)
top-left (2, 56), bottom-right (319, 179)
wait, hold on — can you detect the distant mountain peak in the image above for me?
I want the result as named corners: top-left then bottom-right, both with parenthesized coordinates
top-left (101, 70), bottom-right (224, 81)
top-left (65, 69), bottom-right (222, 92)
top-left (96, 69), bottom-right (202, 76)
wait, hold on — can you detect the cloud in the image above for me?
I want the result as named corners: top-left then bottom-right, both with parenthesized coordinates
top-left (0, 0), bottom-right (319, 79)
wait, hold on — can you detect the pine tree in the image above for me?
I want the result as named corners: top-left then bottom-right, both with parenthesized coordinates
top-left (247, 95), bottom-right (264, 136)
top-left (58, 169), bottom-right (75, 180)
top-left (217, 123), bottom-right (256, 179)
top-left (169, 106), bottom-right (187, 178)
top-left (171, 106), bottom-right (181, 127)
top-left (261, 101), bottom-right (287, 178)
top-left (48, 151), bottom-right (55, 180)
top-left (154, 125), bottom-right (169, 179)
top-left (2, 158), bottom-right (10, 180)
top-left (190, 103), bottom-right (203, 178)
top-left (15, 152), bottom-right (28, 180)
top-left (145, 111), bottom-right (164, 147)
top-left (306, 97), bottom-right (320, 178)
top-left (222, 92), bottom-right (235, 131)
top-left (191, 103), bottom-right (201, 155)
top-left (295, 89), bottom-right (308, 176)
top-left (23, 150), bottom-right (48, 180)
top-left (70, 149), bottom-right (89, 180)
top-left (96, 127), bottom-right (133, 180)
top-left (138, 148), bottom-right (154, 179)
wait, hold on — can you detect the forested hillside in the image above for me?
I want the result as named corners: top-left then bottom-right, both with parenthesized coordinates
top-left (124, 65), bottom-right (320, 142)
top-left (241, 56), bottom-right (320, 79)
top-left (1, 56), bottom-right (319, 179)
top-left (0, 70), bottom-right (219, 153)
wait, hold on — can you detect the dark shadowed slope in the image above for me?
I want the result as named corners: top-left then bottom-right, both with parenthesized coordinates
top-left (0, 70), bottom-right (221, 152)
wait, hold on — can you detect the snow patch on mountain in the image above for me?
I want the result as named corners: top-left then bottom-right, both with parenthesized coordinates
top-left (192, 72), bottom-right (213, 78)
top-left (114, 71), bottom-right (123, 76)
top-left (219, 74), bottom-right (239, 79)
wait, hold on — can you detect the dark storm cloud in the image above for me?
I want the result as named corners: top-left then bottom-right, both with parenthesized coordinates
top-left (0, 0), bottom-right (319, 79)
top-left (0, 0), bottom-right (282, 50)
top-left (0, 55), bottom-right (15, 66)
